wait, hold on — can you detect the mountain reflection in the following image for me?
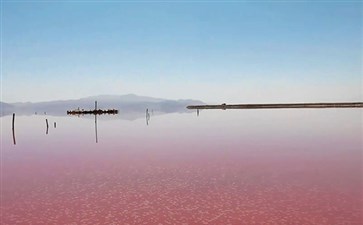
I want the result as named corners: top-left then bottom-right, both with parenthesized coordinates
top-left (7, 108), bottom-right (195, 145)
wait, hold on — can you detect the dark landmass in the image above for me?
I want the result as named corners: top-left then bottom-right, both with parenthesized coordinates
top-left (187, 102), bottom-right (363, 110)
top-left (0, 94), bottom-right (205, 120)
top-left (67, 109), bottom-right (119, 115)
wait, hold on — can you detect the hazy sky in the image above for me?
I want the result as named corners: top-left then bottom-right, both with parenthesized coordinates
top-left (1, 1), bottom-right (362, 103)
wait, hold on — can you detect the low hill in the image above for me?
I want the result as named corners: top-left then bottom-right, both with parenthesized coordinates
top-left (0, 94), bottom-right (204, 119)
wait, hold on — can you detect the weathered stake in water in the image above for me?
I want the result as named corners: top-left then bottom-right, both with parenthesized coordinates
top-left (12, 113), bottom-right (16, 145)
top-left (46, 119), bottom-right (49, 135)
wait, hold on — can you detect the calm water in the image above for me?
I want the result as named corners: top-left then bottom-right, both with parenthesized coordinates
top-left (1, 109), bottom-right (362, 225)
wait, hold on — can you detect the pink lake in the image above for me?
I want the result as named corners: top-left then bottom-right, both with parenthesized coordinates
top-left (1, 109), bottom-right (362, 224)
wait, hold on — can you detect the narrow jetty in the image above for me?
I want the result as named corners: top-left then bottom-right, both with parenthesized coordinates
top-left (187, 102), bottom-right (363, 110)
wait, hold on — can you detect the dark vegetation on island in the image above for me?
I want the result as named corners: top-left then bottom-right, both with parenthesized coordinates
top-left (67, 109), bottom-right (118, 115)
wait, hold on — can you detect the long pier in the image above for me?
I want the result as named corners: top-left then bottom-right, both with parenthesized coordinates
top-left (187, 102), bottom-right (363, 110)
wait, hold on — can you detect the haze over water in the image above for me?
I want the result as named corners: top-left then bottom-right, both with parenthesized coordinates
top-left (1, 109), bottom-right (362, 224)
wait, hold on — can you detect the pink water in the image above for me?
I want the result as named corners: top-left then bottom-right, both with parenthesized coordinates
top-left (1, 110), bottom-right (362, 224)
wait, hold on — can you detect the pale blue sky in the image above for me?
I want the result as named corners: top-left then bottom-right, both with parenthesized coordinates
top-left (1, 1), bottom-right (362, 103)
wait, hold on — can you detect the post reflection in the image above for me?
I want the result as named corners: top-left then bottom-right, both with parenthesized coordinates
top-left (95, 114), bottom-right (98, 143)
top-left (146, 108), bottom-right (151, 126)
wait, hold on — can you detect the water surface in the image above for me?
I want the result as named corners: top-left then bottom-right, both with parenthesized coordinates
top-left (1, 109), bottom-right (362, 224)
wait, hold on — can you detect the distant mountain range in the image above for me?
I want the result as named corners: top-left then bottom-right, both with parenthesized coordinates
top-left (0, 94), bottom-right (204, 120)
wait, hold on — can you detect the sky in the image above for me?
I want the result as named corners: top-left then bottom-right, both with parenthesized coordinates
top-left (1, 1), bottom-right (362, 103)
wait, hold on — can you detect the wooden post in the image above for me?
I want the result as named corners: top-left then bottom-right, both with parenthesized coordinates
top-left (12, 113), bottom-right (15, 129)
top-left (95, 101), bottom-right (97, 111)
top-left (54, 122), bottom-right (56, 128)
top-left (12, 113), bottom-right (16, 145)
top-left (46, 119), bottom-right (49, 135)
